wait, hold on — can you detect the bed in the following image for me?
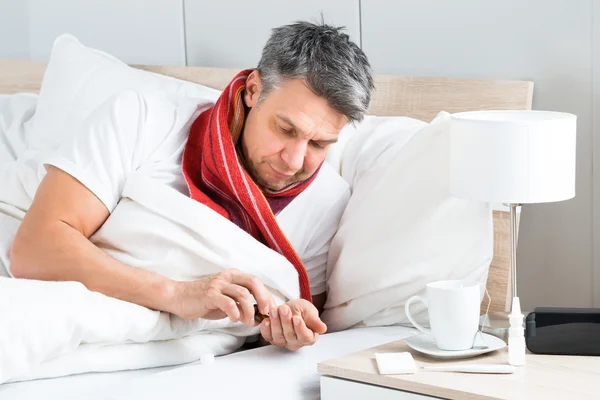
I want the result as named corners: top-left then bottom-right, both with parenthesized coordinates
top-left (0, 54), bottom-right (532, 399)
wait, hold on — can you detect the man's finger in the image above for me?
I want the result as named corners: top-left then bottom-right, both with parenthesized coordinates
top-left (279, 305), bottom-right (297, 344)
top-left (229, 272), bottom-right (275, 316)
top-left (212, 294), bottom-right (241, 323)
top-left (303, 307), bottom-right (328, 334)
top-left (260, 319), bottom-right (273, 343)
top-left (285, 342), bottom-right (302, 351)
top-left (293, 315), bottom-right (316, 345)
top-left (221, 284), bottom-right (255, 326)
top-left (268, 306), bottom-right (286, 347)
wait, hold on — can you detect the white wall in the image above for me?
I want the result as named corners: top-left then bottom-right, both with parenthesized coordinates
top-left (593, 1), bottom-right (600, 308)
top-left (0, 0), bottom-right (597, 309)
top-left (361, 0), bottom-right (597, 310)
top-left (183, 0), bottom-right (360, 69)
top-left (0, 0), bottom-right (29, 59)
top-left (29, 0), bottom-right (186, 65)
top-left (0, 0), bottom-right (187, 65)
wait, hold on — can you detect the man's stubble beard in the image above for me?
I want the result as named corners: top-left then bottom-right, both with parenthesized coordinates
top-left (237, 140), bottom-right (300, 192)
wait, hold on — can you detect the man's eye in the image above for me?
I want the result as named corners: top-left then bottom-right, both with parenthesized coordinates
top-left (310, 141), bottom-right (324, 149)
top-left (279, 126), bottom-right (292, 134)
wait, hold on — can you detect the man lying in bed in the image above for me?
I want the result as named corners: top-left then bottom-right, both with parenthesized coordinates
top-left (9, 21), bottom-right (374, 351)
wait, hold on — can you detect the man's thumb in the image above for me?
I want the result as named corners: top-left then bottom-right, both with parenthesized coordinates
top-left (305, 309), bottom-right (327, 334)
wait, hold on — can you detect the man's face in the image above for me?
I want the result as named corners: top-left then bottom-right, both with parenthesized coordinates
top-left (241, 71), bottom-right (348, 192)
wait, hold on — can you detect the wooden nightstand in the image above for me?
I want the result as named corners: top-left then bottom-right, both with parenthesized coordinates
top-left (318, 339), bottom-right (600, 399)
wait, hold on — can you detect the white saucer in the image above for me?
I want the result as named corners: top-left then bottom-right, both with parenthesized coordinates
top-left (404, 332), bottom-right (506, 360)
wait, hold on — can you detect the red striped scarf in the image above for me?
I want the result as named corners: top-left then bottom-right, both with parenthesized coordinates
top-left (182, 69), bottom-right (316, 301)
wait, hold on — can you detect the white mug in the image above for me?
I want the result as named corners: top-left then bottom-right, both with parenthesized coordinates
top-left (405, 280), bottom-right (481, 351)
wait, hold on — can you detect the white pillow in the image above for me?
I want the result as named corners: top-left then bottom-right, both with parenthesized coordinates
top-left (30, 34), bottom-right (221, 151)
top-left (325, 116), bottom-right (426, 180)
top-left (321, 112), bottom-right (493, 332)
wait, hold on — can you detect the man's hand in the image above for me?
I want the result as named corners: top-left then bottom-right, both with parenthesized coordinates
top-left (259, 298), bottom-right (327, 351)
top-left (168, 269), bottom-right (276, 326)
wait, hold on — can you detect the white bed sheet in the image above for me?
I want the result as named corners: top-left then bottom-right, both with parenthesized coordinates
top-left (0, 326), bottom-right (417, 400)
top-left (113, 326), bottom-right (417, 400)
top-left (0, 364), bottom-right (176, 400)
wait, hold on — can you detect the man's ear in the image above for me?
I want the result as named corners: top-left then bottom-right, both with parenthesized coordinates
top-left (244, 70), bottom-right (262, 108)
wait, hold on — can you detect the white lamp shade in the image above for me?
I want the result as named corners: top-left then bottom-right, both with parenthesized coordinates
top-left (449, 110), bottom-right (576, 204)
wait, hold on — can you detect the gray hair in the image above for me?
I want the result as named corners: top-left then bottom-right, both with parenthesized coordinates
top-left (257, 21), bottom-right (374, 123)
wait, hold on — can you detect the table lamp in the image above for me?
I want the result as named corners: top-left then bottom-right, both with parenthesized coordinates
top-left (449, 110), bottom-right (576, 365)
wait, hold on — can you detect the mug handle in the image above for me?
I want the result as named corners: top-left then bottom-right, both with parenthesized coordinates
top-left (404, 295), bottom-right (432, 335)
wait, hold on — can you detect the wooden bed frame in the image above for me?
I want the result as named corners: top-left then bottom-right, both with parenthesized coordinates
top-left (0, 59), bottom-right (533, 314)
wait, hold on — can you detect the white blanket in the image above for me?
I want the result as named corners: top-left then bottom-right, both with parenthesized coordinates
top-left (0, 172), bottom-right (301, 384)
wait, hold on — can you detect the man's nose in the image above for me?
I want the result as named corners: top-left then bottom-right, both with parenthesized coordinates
top-left (281, 141), bottom-right (306, 173)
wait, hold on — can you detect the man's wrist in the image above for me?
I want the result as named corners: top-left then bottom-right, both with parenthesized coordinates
top-left (155, 278), bottom-right (179, 314)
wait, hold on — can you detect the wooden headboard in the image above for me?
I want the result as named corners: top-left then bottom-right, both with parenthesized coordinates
top-left (0, 59), bottom-right (534, 313)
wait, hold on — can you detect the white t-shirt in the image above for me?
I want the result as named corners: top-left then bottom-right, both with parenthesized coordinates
top-left (41, 90), bottom-right (350, 295)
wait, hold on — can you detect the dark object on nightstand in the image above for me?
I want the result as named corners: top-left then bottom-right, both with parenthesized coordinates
top-left (525, 307), bottom-right (600, 356)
